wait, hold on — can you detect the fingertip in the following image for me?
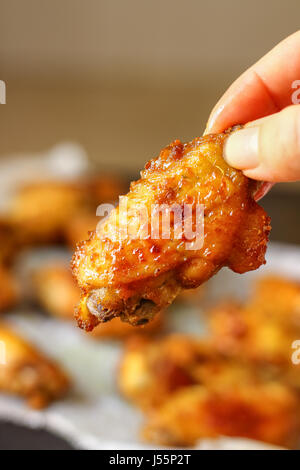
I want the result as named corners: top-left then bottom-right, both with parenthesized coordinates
top-left (223, 127), bottom-right (259, 170)
top-left (204, 103), bottom-right (226, 135)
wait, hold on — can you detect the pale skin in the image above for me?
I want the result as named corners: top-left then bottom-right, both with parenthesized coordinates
top-left (205, 30), bottom-right (300, 184)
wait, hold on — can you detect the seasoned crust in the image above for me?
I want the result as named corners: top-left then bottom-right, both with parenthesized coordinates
top-left (72, 129), bottom-right (270, 330)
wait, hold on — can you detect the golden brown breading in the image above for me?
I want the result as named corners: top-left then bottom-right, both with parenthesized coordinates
top-left (72, 130), bottom-right (270, 331)
top-left (0, 266), bottom-right (18, 312)
top-left (0, 325), bottom-right (70, 409)
top-left (119, 334), bottom-right (300, 447)
top-left (33, 264), bottom-right (162, 338)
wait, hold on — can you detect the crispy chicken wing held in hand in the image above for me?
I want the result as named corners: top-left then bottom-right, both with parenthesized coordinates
top-left (72, 129), bottom-right (271, 331)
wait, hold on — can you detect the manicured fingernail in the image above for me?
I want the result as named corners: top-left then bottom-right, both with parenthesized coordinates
top-left (253, 182), bottom-right (274, 201)
top-left (223, 126), bottom-right (259, 169)
top-left (205, 103), bottom-right (226, 135)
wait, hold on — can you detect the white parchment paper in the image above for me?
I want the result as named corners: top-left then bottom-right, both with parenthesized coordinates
top-left (0, 242), bottom-right (295, 450)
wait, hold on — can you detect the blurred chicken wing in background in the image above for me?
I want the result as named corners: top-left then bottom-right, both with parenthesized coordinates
top-left (119, 334), bottom-right (300, 447)
top-left (0, 325), bottom-right (70, 409)
top-left (1, 174), bottom-right (127, 250)
top-left (143, 383), bottom-right (299, 447)
top-left (6, 182), bottom-right (90, 245)
top-left (209, 276), bottom-right (300, 365)
top-left (32, 264), bottom-right (79, 321)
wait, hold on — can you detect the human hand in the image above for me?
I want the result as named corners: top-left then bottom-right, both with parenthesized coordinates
top-left (205, 31), bottom-right (300, 183)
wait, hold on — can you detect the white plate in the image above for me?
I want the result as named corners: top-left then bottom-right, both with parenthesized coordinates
top-left (0, 241), bottom-right (296, 450)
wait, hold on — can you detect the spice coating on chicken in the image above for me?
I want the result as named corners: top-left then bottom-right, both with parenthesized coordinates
top-left (72, 129), bottom-right (270, 330)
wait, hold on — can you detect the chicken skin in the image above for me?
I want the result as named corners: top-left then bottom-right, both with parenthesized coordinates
top-left (72, 129), bottom-right (270, 331)
top-left (0, 325), bottom-right (70, 409)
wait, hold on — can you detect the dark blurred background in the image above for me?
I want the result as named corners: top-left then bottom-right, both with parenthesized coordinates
top-left (1, 0), bottom-right (299, 245)
top-left (0, 0), bottom-right (298, 172)
top-left (0, 0), bottom-right (300, 449)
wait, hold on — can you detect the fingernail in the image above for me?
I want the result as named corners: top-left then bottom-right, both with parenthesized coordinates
top-left (223, 126), bottom-right (259, 169)
top-left (253, 182), bottom-right (274, 201)
top-left (204, 103), bottom-right (225, 135)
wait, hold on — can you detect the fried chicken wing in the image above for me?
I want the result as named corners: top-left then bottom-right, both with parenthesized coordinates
top-left (209, 300), bottom-right (291, 364)
top-left (209, 276), bottom-right (300, 366)
top-left (7, 181), bottom-right (90, 244)
top-left (252, 276), bottom-right (300, 327)
top-left (33, 264), bottom-right (162, 338)
top-left (119, 334), bottom-right (299, 447)
top-left (32, 264), bottom-right (79, 321)
top-left (119, 335), bottom-right (205, 410)
top-left (72, 130), bottom-right (270, 331)
top-left (143, 383), bottom-right (299, 447)
top-left (119, 334), bottom-right (283, 410)
top-left (0, 325), bottom-right (70, 408)
top-left (4, 172), bottom-right (127, 248)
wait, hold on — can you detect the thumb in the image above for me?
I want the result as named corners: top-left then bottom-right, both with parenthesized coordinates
top-left (223, 105), bottom-right (300, 182)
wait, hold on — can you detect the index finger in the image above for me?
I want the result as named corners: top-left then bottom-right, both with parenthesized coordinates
top-left (205, 30), bottom-right (300, 134)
